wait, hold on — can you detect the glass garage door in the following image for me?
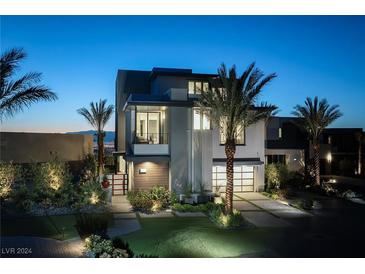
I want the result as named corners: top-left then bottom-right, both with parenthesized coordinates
top-left (212, 165), bottom-right (254, 193)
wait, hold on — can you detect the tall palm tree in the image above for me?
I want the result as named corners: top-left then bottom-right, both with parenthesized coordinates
top-left (292, 97), bottom-right (342, 185)
top-left (0, 48), bottom-right (57, 120)
top-left (198, 63), bottom-right (277, 213)
top-left (77, 99), bottom-right (114, 175)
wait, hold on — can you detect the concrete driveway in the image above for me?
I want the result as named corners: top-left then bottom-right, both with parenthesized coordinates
top-left (233, 192), bottom-right (311, 228)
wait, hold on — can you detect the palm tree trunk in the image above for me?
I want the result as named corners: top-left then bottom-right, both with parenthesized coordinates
top-left (313, 142), bottom-right (321, 186)
top-left (225, 140), bottom-right (236, 214)
top-left (97, 132), bottom-right (104, 176)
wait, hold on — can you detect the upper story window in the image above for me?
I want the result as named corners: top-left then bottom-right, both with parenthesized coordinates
top-left (193, 108), bottom-right (210, 130)
top-left (188, 80), bottom-right (209, 95)
top-left (278, 127), bottom-right (282, 139)
top-left (219, 118), bottom-right (245, 145)
top-left (266, 155), bottom-right (286, 165)
top-left (135, 106), bottom-right (167, 144)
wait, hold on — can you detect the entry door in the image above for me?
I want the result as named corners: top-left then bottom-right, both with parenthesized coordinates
top-left (212, 165), bottom-right (254, 193)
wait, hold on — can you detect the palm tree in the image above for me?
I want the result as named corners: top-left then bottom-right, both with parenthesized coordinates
top-left (198, 63), bottom-right (277, 214)
top-left (292, 97), bottom-right (342, 186)
top-left (0, 48), bottom-right (57, 120)
top-left (77, 99), bottom-right (114, 175)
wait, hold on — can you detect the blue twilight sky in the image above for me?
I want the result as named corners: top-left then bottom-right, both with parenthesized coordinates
top-left (1, 16), bottom-right (364, 132)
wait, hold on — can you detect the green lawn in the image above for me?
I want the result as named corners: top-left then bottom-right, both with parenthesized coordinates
top-left (119, 217), bottom-right (278, 258)
top-left (1, 214), bottom-right (79, 240)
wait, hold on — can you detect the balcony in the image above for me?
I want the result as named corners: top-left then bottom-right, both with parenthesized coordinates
top-left (132, 132), bottom-right (169, 155)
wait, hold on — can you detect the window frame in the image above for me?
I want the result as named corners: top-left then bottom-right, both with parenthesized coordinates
top-left (219, 119), bottom-right (246, 146)
top-left (188, 80), bottom-right (210, 95)
top-left (193, 107), bottom-right (211, 130)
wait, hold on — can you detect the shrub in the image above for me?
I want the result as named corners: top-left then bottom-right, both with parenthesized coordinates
top-left (209, 205), bottom-right (243, 229)
top-left (265, 164), bottom-right (305, 191)
top-left (76, 213), bottom-right (109, 238)
top-left (127, 190), bottom-right (153, 212)
top-left (10, 183), bottom-right (34, 210)
top-left (77, 179), bottom-right (107, 207)
top-left (80, 154), bottom-right (97, 183)
top-left (150, 186), bottom-right (170, 211)
top-left (127, 187), bottom-right (173, 212)
top-left (30, 156), bottom-right (76, 207)
top-left (84, 235), bottom-right (134, 258)
top-left (265, 164), bottom-right (281, 190)
top-left (172, 202), bottom-right (215, 213)
top-left (0, 162), bottom-right (22, 199)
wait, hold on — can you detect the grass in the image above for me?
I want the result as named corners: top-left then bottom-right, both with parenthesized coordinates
top-left (1, 213), bottom-right (114, 241)
top-left (118, 217), bottom-right (276, 258)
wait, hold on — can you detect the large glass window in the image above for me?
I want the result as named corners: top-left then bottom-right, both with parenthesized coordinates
top-left (266, 155), bottom-right (286, 165)
top-left (136, 112), bottom-right (161, 144)
top-left (219, 118), bottom-right (245, 145)
top-left (193, 108), bottom-right (210, 130)
top-left (188, 80), bottom-right (209, 95)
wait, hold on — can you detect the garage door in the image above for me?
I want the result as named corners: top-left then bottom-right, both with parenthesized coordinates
top-left (212, 165), bottom-right (254, 193)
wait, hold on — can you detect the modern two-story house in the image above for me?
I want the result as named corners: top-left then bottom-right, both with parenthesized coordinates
top-left (114, 67), bottom-right (266, 195)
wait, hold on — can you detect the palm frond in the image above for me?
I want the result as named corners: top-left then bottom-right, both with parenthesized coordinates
top-left (198, 62), bottom-right (277, 144)
top-left (292, 96), bottom-right (343, 141)
top-left (0, 48), bottom-right (57, 120)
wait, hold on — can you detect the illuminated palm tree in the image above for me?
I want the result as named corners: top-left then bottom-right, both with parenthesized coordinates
top-left (292, 97), bottom-right (342, 185)
top-left (198, 63), bottom-right (277, 213)
top-left (0, 48), bottom-right (57, 120)
top-left (77, 99), bottom-right (114, 175)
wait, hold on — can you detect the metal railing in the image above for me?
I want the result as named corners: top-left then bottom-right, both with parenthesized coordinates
top-left (134, 132), bottom-right (169, 144)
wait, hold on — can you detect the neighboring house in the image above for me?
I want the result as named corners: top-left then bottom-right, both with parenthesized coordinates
top-left (115, 67), bottom-right (266, 195)
top-left (265, 117), bottom-right (307, 172)
top-left (320, 128), bottom-right (364, 176)
top-left (265, 117), bottom-right (364, 177)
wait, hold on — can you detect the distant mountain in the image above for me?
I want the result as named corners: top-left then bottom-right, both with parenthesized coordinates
top-left (66, 130), bottom-right (115, 143)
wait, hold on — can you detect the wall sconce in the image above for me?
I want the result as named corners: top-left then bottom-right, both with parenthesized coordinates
top-left (139, 168), bottom-right (147, 174)
top-left (326, 153), bottom-right (332, 163)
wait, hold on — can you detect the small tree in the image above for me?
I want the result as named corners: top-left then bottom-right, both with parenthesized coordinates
top-left (77, 99), bottom-right (114, 175)
top-left (292, 97), bottom-right (342, 185)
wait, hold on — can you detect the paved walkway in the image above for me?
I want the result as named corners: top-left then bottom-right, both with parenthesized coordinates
top-left (0, 236), bottom-right (83, 258)
top-left (111, 196), bottom-right (133, 213)
top-left (233, 192), bottom-right (311, 228)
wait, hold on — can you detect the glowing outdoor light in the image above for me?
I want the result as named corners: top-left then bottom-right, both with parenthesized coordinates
top-left (89, 192), bottom-right (99, 204)
top-left (326, 153), bottom-right (332, 163)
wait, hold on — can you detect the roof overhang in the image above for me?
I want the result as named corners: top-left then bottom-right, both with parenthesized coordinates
top-left (213, 158), bottom-right (264, 166)
top-left (122, 94), bottom-right (193, 111)
top-left (123, 155), bottom-right (170, 163)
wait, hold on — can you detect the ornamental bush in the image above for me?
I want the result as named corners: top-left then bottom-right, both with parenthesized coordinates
top-left (208, 205), bottom-right (243, 229)
top-left (29, 156), bottom-right (76, 208)
top-left (79, 154), bottom-right (98, 183)
top-left (77, 179), bottom-right (107, 207)
top-left (172, 202), bottom-right (216, 213)
top-left (127, 186), bottom-right (177, 212)
top-left (127, 190), bottom-right (153, 212)
top-left (150, 186), bottom-right (170, 211)
top-left (0, 162), bottom-right (22, 199)
top-left (84, 234), bottom-right (132, 258)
